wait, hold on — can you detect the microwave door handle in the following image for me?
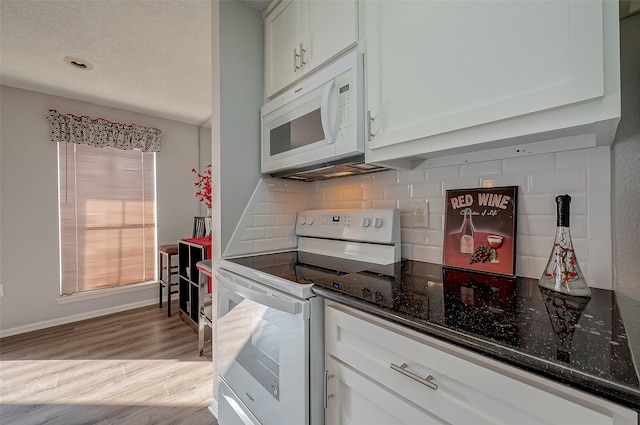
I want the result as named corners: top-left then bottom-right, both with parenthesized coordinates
top-left (321, 79), bottom-right (336, 144)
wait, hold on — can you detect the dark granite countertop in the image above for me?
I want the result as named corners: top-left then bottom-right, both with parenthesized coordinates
top-left (312, 260), bottom-right (640, 412)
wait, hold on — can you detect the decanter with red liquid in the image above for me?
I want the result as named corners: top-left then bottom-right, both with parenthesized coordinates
top-left (539, 195), bottom-right (591, 298)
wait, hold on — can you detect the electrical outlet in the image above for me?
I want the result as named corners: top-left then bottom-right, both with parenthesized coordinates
top-left (413, 202), bottom-right (429, 228)
top-left (0, 284), bottom-right (4, 298)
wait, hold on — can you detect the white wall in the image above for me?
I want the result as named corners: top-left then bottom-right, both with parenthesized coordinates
top-left (214, 0), bottom-right (264, 255)
top-left (612, 13), bottom-right (640, 361)
top-left (0, 85), bottom-right (201, 335)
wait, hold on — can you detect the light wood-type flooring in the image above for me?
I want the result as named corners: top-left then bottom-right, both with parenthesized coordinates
top-left (0, 301), bottom-right (216, 425)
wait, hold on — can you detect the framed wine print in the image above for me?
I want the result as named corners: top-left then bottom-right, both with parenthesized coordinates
top-left (443, 186), bottom-right (518, 277)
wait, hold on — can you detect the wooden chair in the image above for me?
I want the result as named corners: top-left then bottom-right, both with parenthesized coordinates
top-left (158, 244), bottom-right (179, 316)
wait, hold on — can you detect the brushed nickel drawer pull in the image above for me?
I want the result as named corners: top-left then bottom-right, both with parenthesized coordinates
top-left (324, 370), bottom-right (335, 408)
top-left (367, 110), bottom-right (375, 141)
top-left (390, 362), bottom-right (438, 391)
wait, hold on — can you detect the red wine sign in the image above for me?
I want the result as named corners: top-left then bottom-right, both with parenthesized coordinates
top-left (443, 186), bottom-right (518, 277)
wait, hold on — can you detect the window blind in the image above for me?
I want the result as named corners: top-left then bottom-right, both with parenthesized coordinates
top-left (59, 143), bottom-right (156, 295)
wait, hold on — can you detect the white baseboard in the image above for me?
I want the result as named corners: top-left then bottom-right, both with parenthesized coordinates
top-left (208, 398), bottom-right (218, 419)
top-left (0, 298), bottom-right (159, 339)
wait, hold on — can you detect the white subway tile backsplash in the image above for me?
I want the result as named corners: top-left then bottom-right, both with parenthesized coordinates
top-left (243, 227), bottom-right (265, 241)
top-left (412, 182), bottom-right (442, 198)
top-left (587, 146), bottom-right (611, 192)
top-left (528, 170), bottom-right (587, 193)
top-left (372, 200), bottom-right (398, 209)
top-left (412, 245), bottom-right (443, 264)
top-left (460, 160), bottom-right (502, 178)
top-left (265, 226), bottom-right (289, 239)
top-left (588, 191), bottom-right (612, 240)
top-left (254, 215), bottom-right (276, 227)
top-left (527, 215), bottom-right (556, 237)
top-left (372, 170), bottom-right (399, 186)
top-left (503, 153), bottom-right (555, 174)
top-left (276, 214), bottom-right (297, 226)
top-left (517, 235), bottom-right (552, 257)
top-left (426, 197), bottom-right (445, 214)
top-left (398, 169), bottom-right (426, 184)
top-left (569, 193), bottom-right (587, 214)
top-left (254, 236), bottom-right (296, 253)
top-left (480, 175), bottom-right (526, 191)
top-left (362, 185), bottom-right (384, 200)
top-left (517, 194), bottom-right (554, 215)
top-left (516, 215), bottom-right (529, 235)
top-left (385, 184), bottom-right (412, 199)
top-left (226, 147), bottom-right (612, 287)
top-left (428, 214), bottom-right (443, 230)
top-left (556, 149), bottom-right (588, 170)
top-left (570, 215), bottom-right (588, 238)
top-left (528, 256), bottom-right (548, 280)
top-left (442, 178), bottom-right (482, 191)
top-left (401, 228), bottom-right (428, 245)
top-left (425, 165), bottom-right (460, 181)
top-left (587, 238), bottom-right (612, 289)
top-left (426, 230), bottom-right (443, 247)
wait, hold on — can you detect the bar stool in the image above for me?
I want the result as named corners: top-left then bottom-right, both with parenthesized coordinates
top-left (158, 244), bottom-right (179, 317)
top-left (196, 259), bottom-right (213, 357)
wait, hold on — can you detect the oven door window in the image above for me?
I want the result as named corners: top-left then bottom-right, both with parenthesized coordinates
top-left (217, 277), bottom-right (309, 425)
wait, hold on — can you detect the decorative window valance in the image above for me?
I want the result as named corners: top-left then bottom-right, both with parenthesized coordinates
top-left (46, 109), bottom-right (162, 152)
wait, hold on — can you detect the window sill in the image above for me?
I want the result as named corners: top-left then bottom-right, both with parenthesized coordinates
top-left (57, 281), bottom-right (158, 304)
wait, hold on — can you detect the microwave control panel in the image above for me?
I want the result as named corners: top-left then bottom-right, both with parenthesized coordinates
top-left (335, 69), bottom-right (353, 139)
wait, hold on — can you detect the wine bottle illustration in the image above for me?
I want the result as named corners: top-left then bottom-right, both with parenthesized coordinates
top-left (459, 209), bottom-right (475, 254)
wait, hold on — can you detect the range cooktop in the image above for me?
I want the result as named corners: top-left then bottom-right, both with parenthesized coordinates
top-left (224, 251), bottom-right (401, 306)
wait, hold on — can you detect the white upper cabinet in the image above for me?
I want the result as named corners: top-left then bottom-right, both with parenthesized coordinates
top-left (361, 0), bottom-right (621, 168)
top-left (265, 0), bottom-right (358, 98)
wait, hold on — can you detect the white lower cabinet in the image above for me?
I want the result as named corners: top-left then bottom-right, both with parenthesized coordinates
top-left (324, 302), bottom-right (637, 425)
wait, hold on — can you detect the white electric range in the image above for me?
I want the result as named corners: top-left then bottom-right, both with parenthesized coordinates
top-left (215, 208), bottom-right (400, 425)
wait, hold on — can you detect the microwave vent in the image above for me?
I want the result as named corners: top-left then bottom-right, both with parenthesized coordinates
top-left (269, 155), bottom-right (388, 182)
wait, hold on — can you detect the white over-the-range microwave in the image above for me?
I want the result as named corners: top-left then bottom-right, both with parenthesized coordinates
top-left (261, 51), bottom-right (387, 182)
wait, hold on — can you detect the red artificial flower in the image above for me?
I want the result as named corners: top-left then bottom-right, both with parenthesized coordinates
top-left (192, 164), bottom-right (212, 209)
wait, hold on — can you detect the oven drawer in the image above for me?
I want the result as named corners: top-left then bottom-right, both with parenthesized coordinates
top-left (325, 303), bottom-right (624, 425)
top-left (219, 378), bottom-right (263, 425)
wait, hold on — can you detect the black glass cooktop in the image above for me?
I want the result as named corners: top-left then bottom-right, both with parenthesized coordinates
top-left (226, 252), bottom-right (640, 411)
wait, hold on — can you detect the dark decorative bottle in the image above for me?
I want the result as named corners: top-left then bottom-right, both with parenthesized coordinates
top-left (459, 209), bottom-right (475, 254)
top-left (539, 195), bottom-right (591, 297)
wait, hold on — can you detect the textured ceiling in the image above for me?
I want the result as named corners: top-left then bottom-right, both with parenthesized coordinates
top-left (0, 0), bottom-right (212, 125)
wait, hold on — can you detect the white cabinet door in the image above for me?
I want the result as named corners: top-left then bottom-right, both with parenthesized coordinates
top-left (362, 0), bottom-right (617, 166)
top-left (265, 0), bottom-right (358, 98)
top-left (265, 0), bottom-right (302, 98)
top-left (325, 302), bottom-right (636, 425)
top-left (325, 356), bottom-right (445, 425)
top-left (302, 0), bottom-right (358, 73)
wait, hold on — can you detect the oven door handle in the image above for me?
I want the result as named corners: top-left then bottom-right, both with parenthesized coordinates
top-left (216, 270), bottom-right (307, 317)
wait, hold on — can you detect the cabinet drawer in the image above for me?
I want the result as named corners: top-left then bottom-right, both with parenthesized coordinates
top-left (326, 303), bottom-right (619, 425)
top-left (325, 356), bottom-right (443, 425)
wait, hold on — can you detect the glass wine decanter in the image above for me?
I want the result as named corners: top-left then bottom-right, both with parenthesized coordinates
top-left (539, 195), bottom-right (591, 298)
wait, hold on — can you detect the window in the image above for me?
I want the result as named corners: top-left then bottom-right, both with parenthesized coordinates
top-left (58, 143), bottom-right (156, 295)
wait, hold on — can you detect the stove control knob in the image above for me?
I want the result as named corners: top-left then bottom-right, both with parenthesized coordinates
top-left (307, 217), bottom-right (314, 225)
top-left (374, 217), bottom-right (383, 228)
top-left (362, 217), bottom-right (371, 227)
top-left (298, 217), bottom-right (306, 225)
